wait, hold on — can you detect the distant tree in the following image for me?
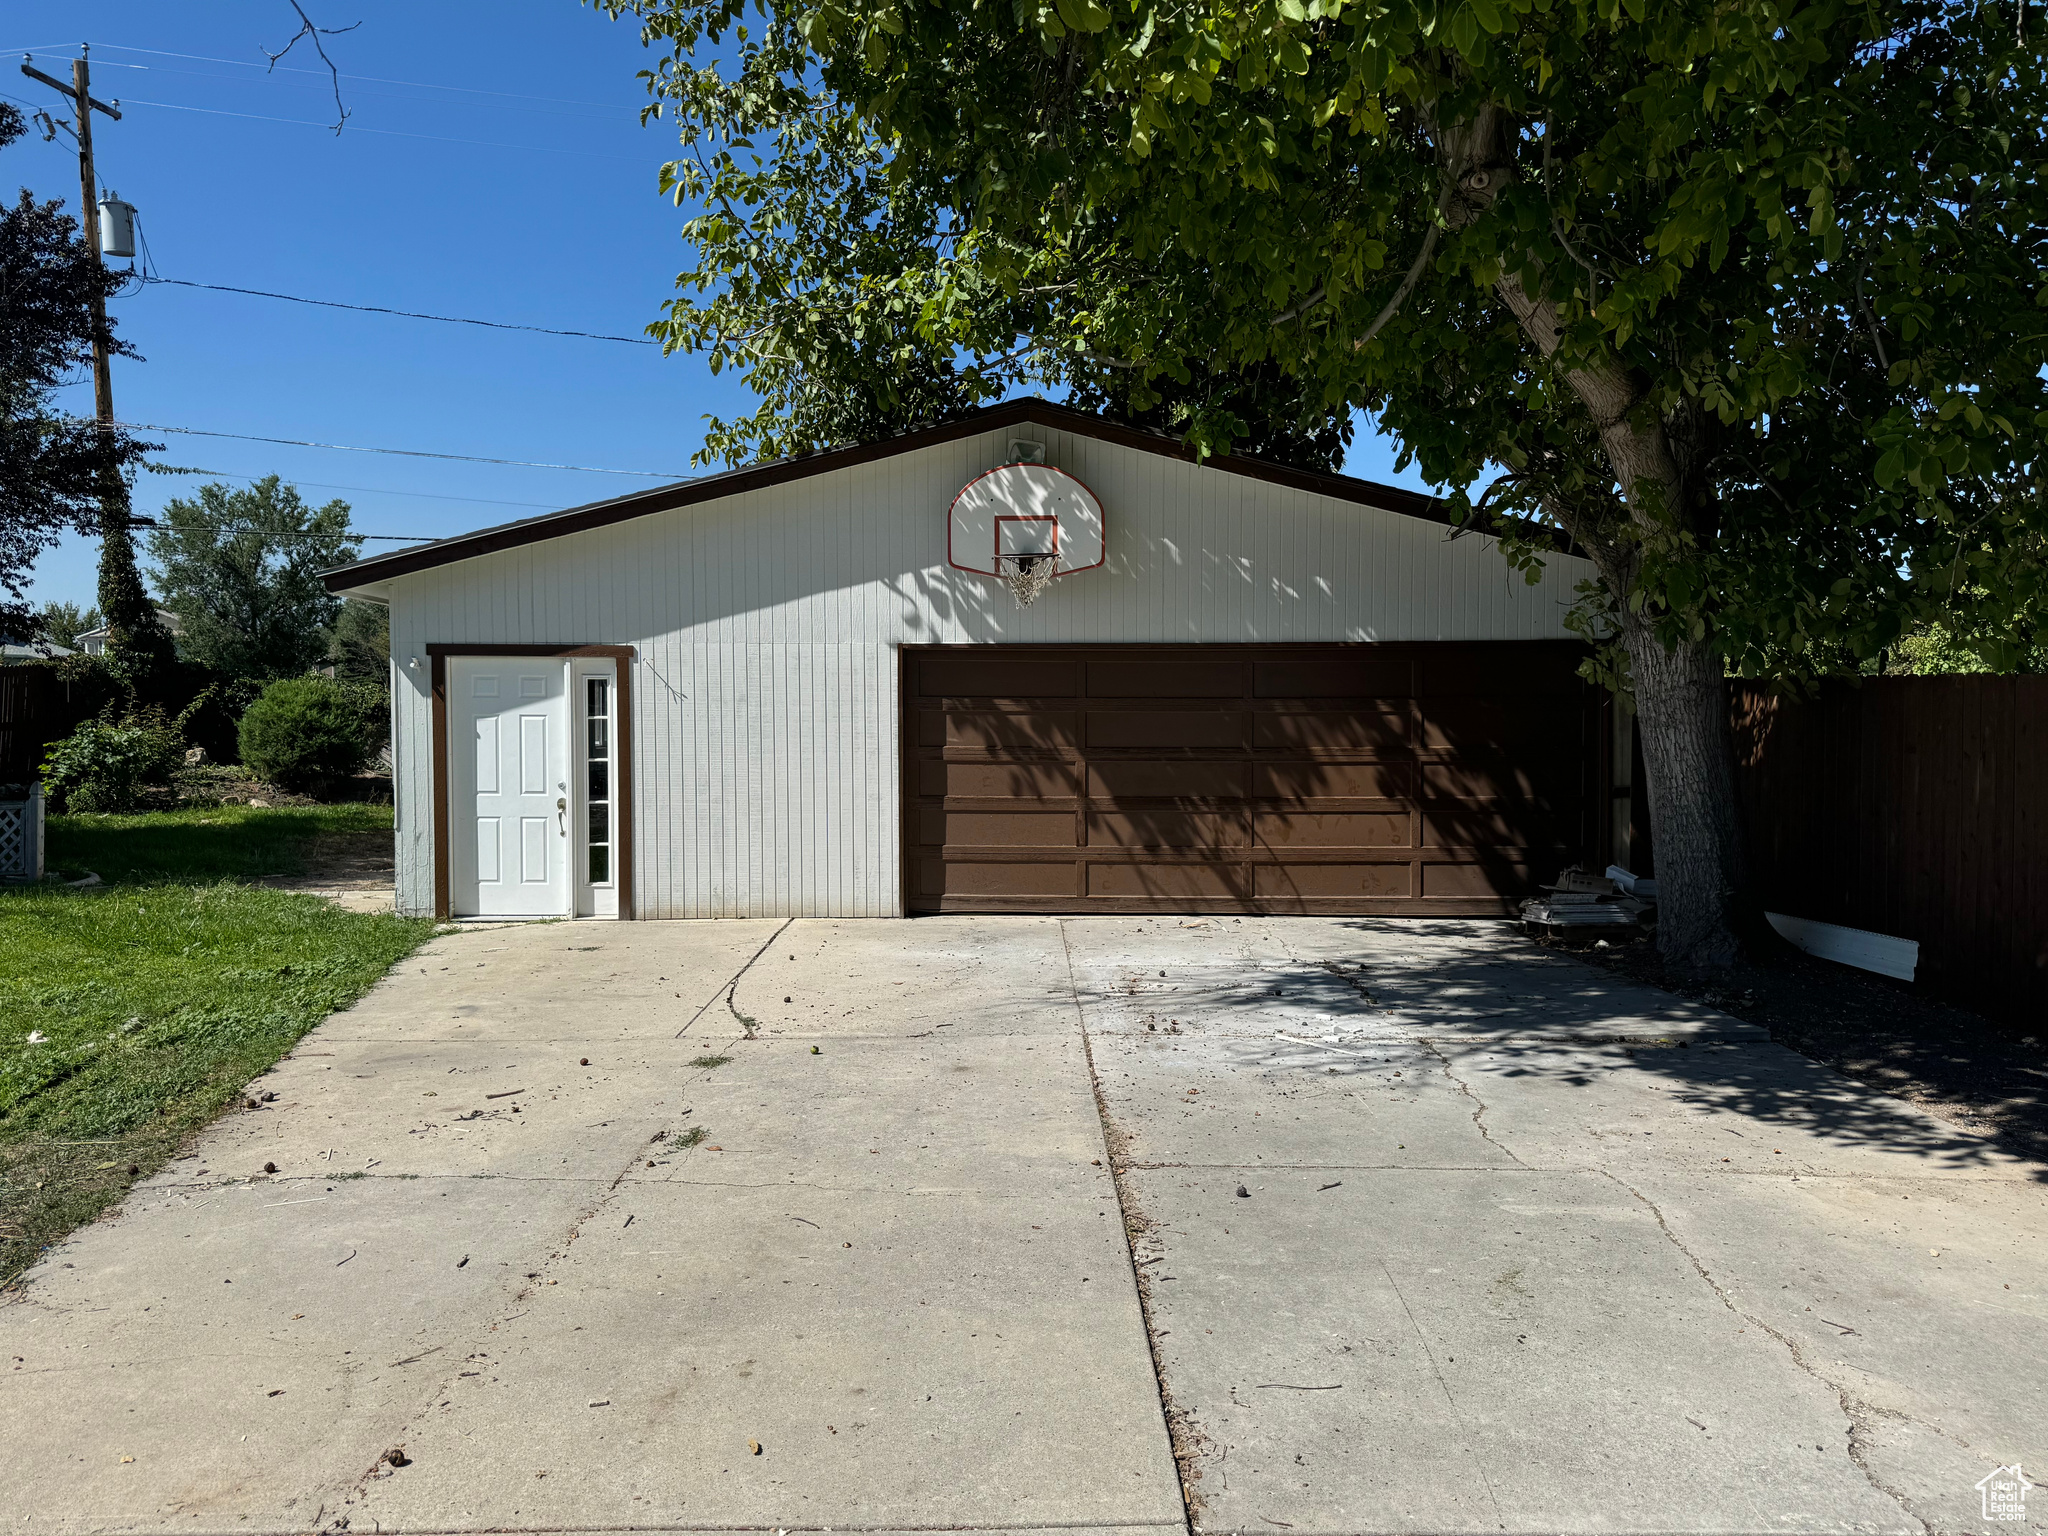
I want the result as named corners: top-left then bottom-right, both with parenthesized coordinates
top-left (0, 102), bottom-right (162, 659)
top-left (1885, 620), bottom-right (2048, 676)
top-left (145, 477), bottom-right (362, 681)
top-left (32, 599), bottom-right (99, 648)
top-left (327, 597), bottom-right (389, 685)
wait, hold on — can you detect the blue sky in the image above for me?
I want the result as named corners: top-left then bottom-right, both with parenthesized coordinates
top-left (5, 1), bottom-right (1434, 610)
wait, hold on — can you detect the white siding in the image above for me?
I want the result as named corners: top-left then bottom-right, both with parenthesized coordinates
top-left (384, 421), bottom-right (1594, 918)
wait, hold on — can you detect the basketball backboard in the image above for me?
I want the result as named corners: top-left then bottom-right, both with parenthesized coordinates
top-left (948, 461), bottom-right (1106, 584)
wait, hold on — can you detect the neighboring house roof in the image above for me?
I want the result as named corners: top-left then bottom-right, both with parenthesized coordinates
top-left (322, 397), bottom-right (1497, 596)
top-left (74, 609), bottom-right (184, 646)
top-left (1, 639), bottom-right (74, 662)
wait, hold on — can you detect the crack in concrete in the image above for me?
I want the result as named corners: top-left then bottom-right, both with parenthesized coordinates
top-left (206, 1522), bottom-right (1190, 1536)
top-left (1377, 1258), bottom-right (1510, 1532)
top-left (675, 919), bottom-right (793, 1039)
top-left (328, 1082), bottom-right (702, 1525)
top-left (1600, 1169), bottom-right (1942, 1534)
top-left (635, 1176), bottom-right (1016, 1197)
top-left (1121, 1160), bottom-right (1533, 1173)
top-left (1418, 1041), bottom-right (1529, 1169)
top-left (1062, 922), bottom-right (1201, 1536)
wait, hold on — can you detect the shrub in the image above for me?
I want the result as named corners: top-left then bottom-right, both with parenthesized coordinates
top-left (41, 705), bottom-right (192, 813)
top-left (237, 676), bottom-right (374, 789)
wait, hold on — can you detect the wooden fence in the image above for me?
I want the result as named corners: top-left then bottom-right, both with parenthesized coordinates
top-left (1729, 675), bottom-right (2048, 1019)
top-left (0, 665), bottom-right (62, 785)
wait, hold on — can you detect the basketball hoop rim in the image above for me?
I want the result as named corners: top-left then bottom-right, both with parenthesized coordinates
top-left (945, 461), bottom-right (1107, 583)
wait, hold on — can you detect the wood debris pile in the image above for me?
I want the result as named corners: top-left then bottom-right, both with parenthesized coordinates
top-left (1520, 865), bottom-right (1657, 934)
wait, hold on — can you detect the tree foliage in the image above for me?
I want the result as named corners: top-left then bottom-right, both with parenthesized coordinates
top-left (145, 477), bottom-right (362, 682)
top-left (327, 597), bottom-right (390, 686)
top-left (31, 599), bottom-right (100, 649)
top-left (604, 0), bottom-right (2047, 680)
top-left (0, 103), bottom-right (156, 642)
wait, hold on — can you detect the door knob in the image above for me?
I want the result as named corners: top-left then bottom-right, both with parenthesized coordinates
top-left (556, 796), bottom-right (567, 834)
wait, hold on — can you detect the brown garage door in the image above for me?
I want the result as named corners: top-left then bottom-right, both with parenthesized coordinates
top-left (903, 643), bottom-right (1605, 915)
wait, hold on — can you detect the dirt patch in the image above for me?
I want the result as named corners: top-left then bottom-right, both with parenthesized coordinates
top-left (293, 832), bottom-right (395, 885)
top-left (176, 765), bottom-right (391, 809)
top-left (1541, 931), bottom-right (2048, 1168)
top-left (260, 831), bottom-right (394, 912)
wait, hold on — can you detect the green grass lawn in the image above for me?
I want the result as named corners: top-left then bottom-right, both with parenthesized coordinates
top-left (46, 802), bottom-right (395, 883)
top-left (1, 806), bottom-right (434, 1286)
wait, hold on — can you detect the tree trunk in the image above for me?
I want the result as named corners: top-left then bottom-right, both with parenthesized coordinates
top-left (1490, 285), bottom-right (1755, 970)
top-left (1430, 105), bottom-right (1755, 971)
top-left (1619, 608), bottom-right (1749, 972)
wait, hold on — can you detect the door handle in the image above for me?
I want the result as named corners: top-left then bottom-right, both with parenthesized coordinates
top-left (556, 796), bottom-right (567, 835)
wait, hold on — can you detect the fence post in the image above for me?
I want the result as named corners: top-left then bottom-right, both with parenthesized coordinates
top-left (27, 779), bottom-right (44, 880)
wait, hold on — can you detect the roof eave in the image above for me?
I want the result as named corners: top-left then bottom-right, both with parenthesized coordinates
top-left (320, 397), bottom-right (1562, 593)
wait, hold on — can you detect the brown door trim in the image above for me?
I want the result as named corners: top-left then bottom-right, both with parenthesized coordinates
top-left (427, 644), bottom-right (636, 921)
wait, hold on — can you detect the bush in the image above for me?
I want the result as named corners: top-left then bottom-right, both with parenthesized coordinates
top-left (237, 676), bottom-right (374, 789)
top-left (40, 706), bottom-right (192, 813)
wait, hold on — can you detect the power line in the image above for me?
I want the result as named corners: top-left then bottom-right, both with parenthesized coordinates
top-left (82, 57), bottom-right (638, 124)
top-left (137, 275), bottom-right (658, 345)
top-left (132, 516), bottom-right (430, 544)
top-left (106, 419), bottom-right (696, 478)
top-left (142, 462), bottom-right (560, 510)
top-left (83, 43), bottom-right (645, 112)
top-left (117, 97), bottom-right (641, 161)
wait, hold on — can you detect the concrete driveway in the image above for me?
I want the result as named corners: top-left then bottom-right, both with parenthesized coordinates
top-left (3, 917), bottom-right (2042, 1536)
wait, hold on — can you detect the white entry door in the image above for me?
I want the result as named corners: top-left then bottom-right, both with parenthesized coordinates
top-left (449, 658), bottom-right (572, 917)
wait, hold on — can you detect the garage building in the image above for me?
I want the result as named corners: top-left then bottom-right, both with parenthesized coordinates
top-left (325, 400), bottom-right (1617, 921)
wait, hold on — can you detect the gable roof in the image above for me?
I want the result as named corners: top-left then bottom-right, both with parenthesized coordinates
top-left (322, 396), bottom-right (1463, 595)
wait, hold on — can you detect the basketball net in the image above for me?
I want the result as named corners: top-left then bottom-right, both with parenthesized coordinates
top-left (1000, 553), bottom-right (1060, 607)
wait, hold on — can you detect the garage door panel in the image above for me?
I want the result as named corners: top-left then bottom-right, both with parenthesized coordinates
top-left (917, 859), bottom-right (1078, 897)
top-left (1423, 808), bottom-right (1579, 849)
top-left (1253, 811), bottom-right (1412, 848)
top-left (905, 643), bottom-right (1596, 915)
top-left (916, 655), bottom-right (1078, 698)
top-left (921, 809), bottom-right (1078, 848)
top-left (945, 710), bottom-right (1080, 750)
top-left (1087, 661), bottom-right (1242, 698)
top-left (1088, 862), bottom-right (1247, 898)
top-left (921, 760), bottom-right (1079, 798)
top-left (1418, 650), bottom-right (1588, 697)
top-left (1420, 758), bottom-right (1583, 805)
top-left (1088, 811), bottom-right (1248, 849)
top-left (1252, 709), bottom-right (1409, 752)
top-left (1420, 700), bottom-right (1584, 753)
top-left (1420, 857), bottom-right (1576, 897)
top-left (1088, 759), bottom-right (1248, 798)
top-left (1087, 710), bottom-right (1244, 749)
top-left (1254, 660), bottom-right (1413, 698)
top-left (1255, 862), bottom-right (1414, 898)
top-left (1420, 859), bottom-right (1538, 897)
top-left (1254, 759), bottom-right (1414, 801)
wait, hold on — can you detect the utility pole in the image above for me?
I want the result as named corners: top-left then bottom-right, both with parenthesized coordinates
top-left (21, 45), bottom-right (168, 680)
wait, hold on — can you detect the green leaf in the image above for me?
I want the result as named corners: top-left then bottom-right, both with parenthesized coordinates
top-left (1450, 5), bottom-right (1480, 57)
top-left (1051, 0), bottom-right (1111, 33)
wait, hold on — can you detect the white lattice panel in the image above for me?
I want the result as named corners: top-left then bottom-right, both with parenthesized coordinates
top-left (0, 802), bottom-right (27, 878)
